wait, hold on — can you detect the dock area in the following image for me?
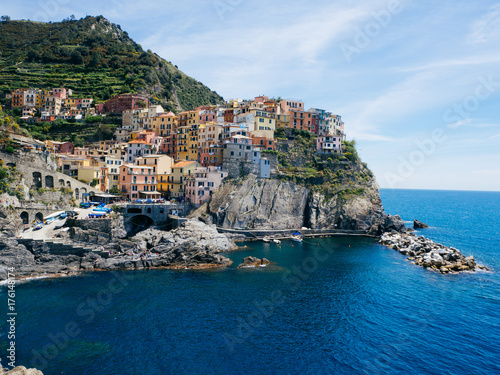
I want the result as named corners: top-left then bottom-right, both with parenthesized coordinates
top-left (216, 227), bottom-right (376, 242)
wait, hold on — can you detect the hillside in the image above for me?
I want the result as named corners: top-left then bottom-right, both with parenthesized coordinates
top-left (0, 16), bottom-right (223, 111)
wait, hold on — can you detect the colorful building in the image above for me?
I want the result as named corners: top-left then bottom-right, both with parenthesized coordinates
top-left (184, 167), bottom-right (228, 205)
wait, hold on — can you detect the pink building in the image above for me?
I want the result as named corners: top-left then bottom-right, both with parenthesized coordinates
top-left (316, 136), bottom-right (342, 155)
top-left (198, 110), bottom-right (218, 124)
top-left (184, 167), bottom-right (228, 205)
top-left (119, 163), bottom-right (158, 200)
top-left (280, 99), bottom-right (304, 114)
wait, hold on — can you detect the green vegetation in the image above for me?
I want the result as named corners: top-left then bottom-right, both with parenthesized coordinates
top-left (274, 131), bottom-right (374, 202)
top-left (0, 16), bottom-right (224, 111)
top-left (0, 164), bottom-right (21, 199)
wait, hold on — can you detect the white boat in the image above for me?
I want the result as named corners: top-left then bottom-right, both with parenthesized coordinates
top-left (262, 236), bottom-right (271, 243)
top-left (291, 235), bottom-right (303, 242)
top-left (273, 239), bottom-right (281, 244)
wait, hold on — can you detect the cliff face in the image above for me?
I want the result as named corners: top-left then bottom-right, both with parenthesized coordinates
top-left (209, 175), bottom-right (309, 229)
top-left (307, 178), bottom-right (385, 231)
top-left (209, 136), bottom-right (404, 235)
top-left (209, 174), bottom-right (391, 233)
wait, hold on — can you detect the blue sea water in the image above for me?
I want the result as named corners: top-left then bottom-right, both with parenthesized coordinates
top-left (0, 189), bottom-right (499, 375)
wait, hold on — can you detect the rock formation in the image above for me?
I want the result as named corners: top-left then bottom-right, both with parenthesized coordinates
top-left (0, 220), bottom-right (236, 280)
top-left (209, 175), bottom-right (309, 229)
top-left (209, 174), bottom-right (405, 235)
top-left (0, 364), bottom-right (42, 375)
top-left (237, 256), bottom-right (271, 268)
top-left (413, 220), bottom-right (429, 229)
top-left (380, 232), bottom-right (489, 273)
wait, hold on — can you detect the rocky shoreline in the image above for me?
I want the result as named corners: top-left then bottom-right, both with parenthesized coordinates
top-left (380, 231), bottom-right (489, 274)
top-left (0, 220), bottom-right (236, 281)
top-left (0, 365), bottom-right (42, 374)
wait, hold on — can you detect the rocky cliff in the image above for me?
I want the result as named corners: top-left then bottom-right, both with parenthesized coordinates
top-left (209, 175), bottom-right (309, 229)
top-left (0, 220), bottom-right (236, 280)
top-left (209, 134), bottom-right (404, 235)
top-left (209, 174), bottom-right (401, 234)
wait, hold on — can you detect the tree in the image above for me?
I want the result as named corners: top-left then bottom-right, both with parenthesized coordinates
top-left (109, 187), bottom-right (121, 195)
top-left (70, 50), bottom-right (83, 65)
top-left (87, 52), bottom-right (103, 68)
top-left (0, 15), bottom-right (10, 22)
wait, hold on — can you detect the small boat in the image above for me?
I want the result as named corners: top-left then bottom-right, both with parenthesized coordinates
top-left (58, 212), bottom-right (67, 220)
top-left (273, 239), bottom-right (281, 244)
top-left (291, 235), bottom-right (303, 242)
top-left (262, 236), bottom-right (271, 243)
top-left (33, 223), bottom-right (44, 231)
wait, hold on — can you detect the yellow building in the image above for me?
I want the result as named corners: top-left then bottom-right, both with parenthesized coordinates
top-left (158, 160), bottom-right (198, 198)
top-left (77, 166), bottom-right (101, 183)
top-left (253, 110), bottom-right (276, 131)
top-left (151, 112), bottom-right (177, 137)
top-left (276, 114), bottom-right (291, 128)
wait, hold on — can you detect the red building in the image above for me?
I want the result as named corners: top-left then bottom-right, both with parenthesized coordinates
top-left (101, 94), bottom-right (149, 114)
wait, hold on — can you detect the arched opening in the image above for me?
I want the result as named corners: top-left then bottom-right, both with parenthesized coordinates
top-left (75, 188), bottom-right (79, 199)
top-left (129, 215), bottom-right (153, 234)
top-left (81, 187), bottom-right (87, 195)
top-left (20, 211), bottom-right (29, 224)
top-left (147, 208), bottom-right (152, 214)
top-left (35, 212), bottom-right (44, 223)
top-left (66, 181), bottom-right (71, 188)
top-left (6, 162), bottom-right (16, 169)
top-left (59, 179), bottom-right (65, 186)
top-left (45, 175), bottom-right (54, 189)
top-left (33, 172), bottom-right (42, 189)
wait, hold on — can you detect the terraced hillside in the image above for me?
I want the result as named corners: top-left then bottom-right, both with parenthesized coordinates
top-left (0, 16), bottom-right (223, 111)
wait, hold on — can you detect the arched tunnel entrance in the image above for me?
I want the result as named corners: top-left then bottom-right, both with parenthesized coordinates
top-left (35, 212), bottom-right (44, 223)
top-left (33, 172), bottom-right (42, 189)
top-left (20, 211), bottom-right (29, 225)
top-left (45, 175), bottom-right (54, 189)
top-left (128, 215), bottom-right (154, 235)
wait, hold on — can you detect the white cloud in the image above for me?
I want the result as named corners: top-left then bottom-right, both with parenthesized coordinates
top-left (467, 4), bottom-right (500, 44)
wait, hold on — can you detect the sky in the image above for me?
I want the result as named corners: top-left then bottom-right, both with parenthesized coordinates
top-left (3, 0), bottom-right (500, 191)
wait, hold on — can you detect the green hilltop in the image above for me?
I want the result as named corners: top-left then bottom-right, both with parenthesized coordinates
top-left (0, 15), bottom-right (224, 111)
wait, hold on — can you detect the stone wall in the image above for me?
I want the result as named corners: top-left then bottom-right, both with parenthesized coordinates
top-left (66, 218), bottom-right (113, 233)
top-left (222, 159), bottom-right (262, 178)
top-left (0, 151), bottom-right (101, 201)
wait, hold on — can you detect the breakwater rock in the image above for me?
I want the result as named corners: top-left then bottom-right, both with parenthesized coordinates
top-left (380, 232), bottom-right (489, 273)
top-left (0, 365), bottom-right (43, 374)
top-left (237, 256), bottom-right (271, 269)
top-left (413, 220), bottom-right (429, 229)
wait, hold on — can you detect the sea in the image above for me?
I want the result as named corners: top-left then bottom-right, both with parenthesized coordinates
top-left (0, 189), bottom-right (499, 375)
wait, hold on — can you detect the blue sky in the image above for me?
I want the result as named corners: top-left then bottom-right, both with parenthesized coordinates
top-left (4, 0), bottom-right (500, 191)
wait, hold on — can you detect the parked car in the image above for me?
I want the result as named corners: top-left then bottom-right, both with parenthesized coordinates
top-left (80, 202), bottom-right (91, 209)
